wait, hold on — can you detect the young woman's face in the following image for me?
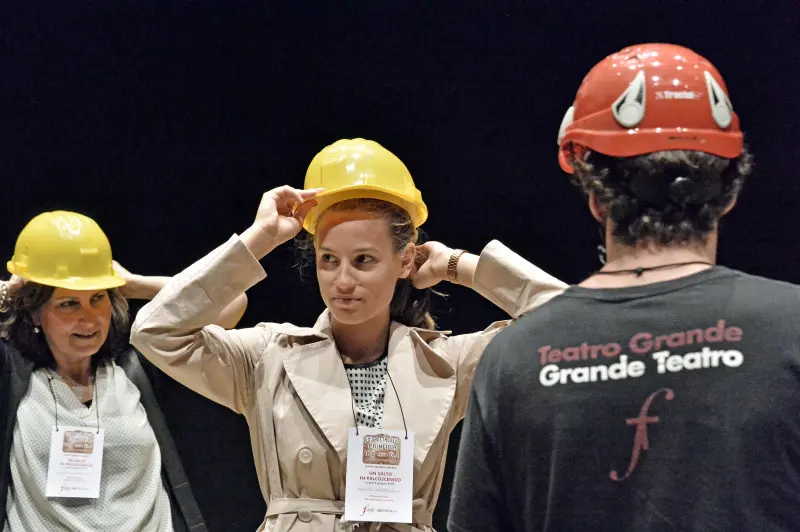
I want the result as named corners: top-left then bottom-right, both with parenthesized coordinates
top-left (315, 210), bottom-right (414, 326)
top-left (35, 288), bottom-right (112, 363)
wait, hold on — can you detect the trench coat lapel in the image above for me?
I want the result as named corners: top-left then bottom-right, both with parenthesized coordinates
top-left (281, 314), bottom-right (458, 468)
top-left (281, 314), bottom-right (355, 463)
top-left (381, 323), bottom-right (457, 468)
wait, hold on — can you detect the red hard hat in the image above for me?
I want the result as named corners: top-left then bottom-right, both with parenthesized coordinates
top-left (557, 43), bottom-right (744, 174)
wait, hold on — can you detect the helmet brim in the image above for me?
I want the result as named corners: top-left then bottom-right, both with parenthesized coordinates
top-left (11, 272), bottom-right (127, 291)
top-left (303, 185), bottom-right (428, 234)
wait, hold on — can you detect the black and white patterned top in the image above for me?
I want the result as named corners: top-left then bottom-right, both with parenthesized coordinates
top-left (344, 354), bottom-right (389, 429)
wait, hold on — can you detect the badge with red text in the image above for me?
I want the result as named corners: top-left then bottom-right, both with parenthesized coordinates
top-left (344, 428), bottom-right (413, 523)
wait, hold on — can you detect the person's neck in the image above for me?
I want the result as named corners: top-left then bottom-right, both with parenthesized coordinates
top-left (581, 231), bottom-right (717, 289)
top-left (52, 353), bottom-right (93, 386)
top-left (331, 311), bottom-right (391, 365)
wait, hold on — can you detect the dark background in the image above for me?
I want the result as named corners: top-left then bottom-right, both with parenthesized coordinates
top-left (1, 1), bottom-right (797, 530)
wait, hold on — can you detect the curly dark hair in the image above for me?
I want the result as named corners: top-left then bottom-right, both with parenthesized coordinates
top-left (295, 198), bottom-right (440, 330)
top-left (569, 147), bottom-right (754, 246)
top-left (0, 282), bottom-right (130, 369)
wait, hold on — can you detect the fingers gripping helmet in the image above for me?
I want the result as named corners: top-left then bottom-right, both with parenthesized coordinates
top-left (557, 43), bottom-right (744, 174)
top-left (7, 211), bottom-right (126, 290)
top-left (302, 138), bottom-right (428, 234)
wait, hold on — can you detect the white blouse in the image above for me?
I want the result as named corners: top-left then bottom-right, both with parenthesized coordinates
top-left (4, 362), bottom-right (173, 531)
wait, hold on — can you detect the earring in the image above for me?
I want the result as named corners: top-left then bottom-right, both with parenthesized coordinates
top-left (33, 326), bottom-right (40, 334)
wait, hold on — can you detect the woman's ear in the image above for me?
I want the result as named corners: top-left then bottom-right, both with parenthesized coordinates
top-left (398, 243), bottom-right (415, 279)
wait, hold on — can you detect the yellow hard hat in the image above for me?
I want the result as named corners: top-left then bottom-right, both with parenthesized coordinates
top-left (7, 211), bottom-right (126, 291)
top-left (302, 138), bottom-right (428, 233)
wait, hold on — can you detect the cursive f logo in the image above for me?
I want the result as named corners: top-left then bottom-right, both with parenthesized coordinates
top-left (610, 387), bottom-right (674, 482)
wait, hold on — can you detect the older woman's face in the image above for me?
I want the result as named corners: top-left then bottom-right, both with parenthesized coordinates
top-left (35, 288), bottom-right (112, 363)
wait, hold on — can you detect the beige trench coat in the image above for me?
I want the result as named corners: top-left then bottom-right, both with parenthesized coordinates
top-left (130, 236), bottom-right (567, 532)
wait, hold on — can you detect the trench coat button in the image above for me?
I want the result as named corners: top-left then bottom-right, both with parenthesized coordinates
top-left (298, 509), bottom-right (312, 522)
top-left (298, 447), bottom-right (313, 464)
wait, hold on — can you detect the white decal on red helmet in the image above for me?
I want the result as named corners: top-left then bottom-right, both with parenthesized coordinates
top-left (612, 70), bottom-right (646, 128)
top-left (557, 106), bottom-right (575, 146)
top-left (704, 71), bottom-right (733, 129)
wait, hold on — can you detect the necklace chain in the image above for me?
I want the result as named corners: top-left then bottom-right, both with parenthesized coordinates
top-left (594, 261), bottom-right (713, 277)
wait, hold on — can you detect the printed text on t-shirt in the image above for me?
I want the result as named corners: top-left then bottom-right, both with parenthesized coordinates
top-left (537, 320), bottom-right (744, 387)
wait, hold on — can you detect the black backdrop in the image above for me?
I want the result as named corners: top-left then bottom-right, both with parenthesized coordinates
top-left (1, 1), bottom-right (798, 530)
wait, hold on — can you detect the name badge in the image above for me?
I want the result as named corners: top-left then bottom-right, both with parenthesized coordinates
top-left (344, 427), bottom-right (413, 523)
top-left (45, 426), bottom-right (105, 499)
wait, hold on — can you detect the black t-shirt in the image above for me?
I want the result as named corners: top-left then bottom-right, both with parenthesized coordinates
top-left (448, 267), bottom-right (800, 532)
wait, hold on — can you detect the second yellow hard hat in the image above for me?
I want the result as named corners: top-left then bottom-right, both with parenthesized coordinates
top-left (7, 211), bottom-right (126, 291)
